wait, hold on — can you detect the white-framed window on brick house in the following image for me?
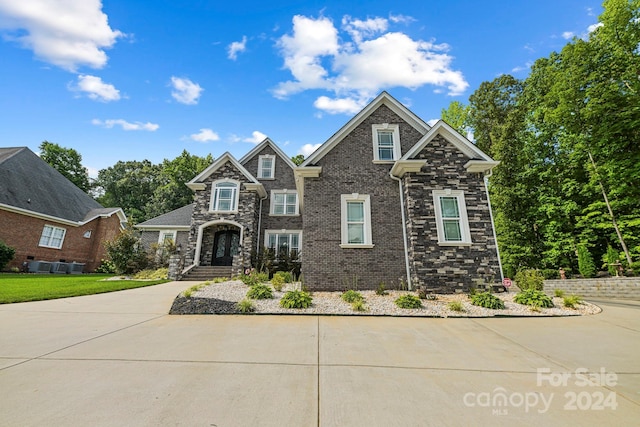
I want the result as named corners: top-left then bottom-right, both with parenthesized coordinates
top-left (258, 154), bottom-right (275, 179)
top-left (433, 190), bottom-right (472, 245)
top-left (39, 225), bottom-right (66, 249)
top-left (265, 230), bottom-right (301, 254)
top-left (340, 194), bottom-right (373, 248)
top-left (158, 230), bottom-right (177, 245)
top-left (270, 190), bottom-right (299, 215)
top-left (210, 180), bottom-right (239, 212)
top-left (372, 123), bottom-right (401, 162)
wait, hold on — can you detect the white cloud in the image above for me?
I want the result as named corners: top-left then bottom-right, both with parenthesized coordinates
top-left (170, 76), bottom-right (203, 105)
top-left (274, 14), bottom-right (468, 114)
top-left (227, 36), bottom-right (247, 60)
top-left (299, 143), bottom-right (322, 157)
top-left (71, 74), bottom-right (120, 101)
top-left (588, 23), bottom-right (603, 33)
top-left (92, 119), bottom-right (159, 131)
top-left (389, 14), bottom-right (415, 24)
top-left (243, 130), bottom-right (267, 144)
top-left (190, 128), bottom-right (220, 142)
top-left (562, 31), bottom-right (575, 39)
top-left (0, 0), bottom-right (123, 71)
top-left (313, 95), bottom-right (366, 114)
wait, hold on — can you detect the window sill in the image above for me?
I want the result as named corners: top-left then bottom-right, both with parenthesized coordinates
top-left (269, 213), bottom-right (300, 217)
top-left (437, 241), bottom-right (472, 247)
top-left (38, 245), bottom-right (62, 250)
top-left (340, 243), bottom-right (375, 249)
top-left (258, 177), bottom-right (275, 180)
top-left (372, 160), bottom-right (395, 164)
top-left (209, 210), bottom-right (239, 214)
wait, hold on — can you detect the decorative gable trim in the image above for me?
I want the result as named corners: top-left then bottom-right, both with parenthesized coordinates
top-left (239, 137), bottom-right (297, 170)
top-left (390, 160), bottom-right (425, 177)
top-left (186, 152), bottom-right (264, 193)
top-left (300, 92), bottom-right (430, 166)
top-left (402, 120), bottom-right (496, 164)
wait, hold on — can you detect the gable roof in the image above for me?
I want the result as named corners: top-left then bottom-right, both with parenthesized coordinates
top-left (186, 152), bottom-right (267, 197)
top-left (136, 204), bottom-right (193, 229)
top-left (402, 120), bottom-right (494, 161)
top-left (301, 91), bottom-right (431, 166)
top-left (0, 147), bottom-right (125, 225)
top-left (239, 137), bottom-right (297, 169)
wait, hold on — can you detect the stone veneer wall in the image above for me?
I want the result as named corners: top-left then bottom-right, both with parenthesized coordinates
top-left (184, 161), bottom-right (260, 275)
top-left (403, 135), bottom-right (501, 293)
top-left (241, 145), bottom-right (302, 248)
top-left (544, 278), bottom-right (640, 299)
top-left (302, 105), bottom-right (425, 290)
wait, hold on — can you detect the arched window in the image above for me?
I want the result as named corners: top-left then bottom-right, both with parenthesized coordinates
top-left (211, 181), bottom-right (239, 212)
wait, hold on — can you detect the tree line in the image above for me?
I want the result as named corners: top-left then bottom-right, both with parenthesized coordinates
top-left (443, 0), bottom-right (639, 276)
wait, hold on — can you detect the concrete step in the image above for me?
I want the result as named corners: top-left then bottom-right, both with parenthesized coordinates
top-left (180, 266), bottom-right (233, 281)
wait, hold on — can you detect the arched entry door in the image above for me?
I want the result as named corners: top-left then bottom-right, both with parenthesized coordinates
top-left (212, 229), bottom-right (240, 266)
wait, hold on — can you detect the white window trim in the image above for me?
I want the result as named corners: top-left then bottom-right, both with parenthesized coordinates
top-left (372, 123), bottom-right (401, 163)
top-left (264, 230), bottom-right (302, 253)
top-left (39, 225), bottom-right (66, 249)
top-left (258, 154), bottom-right (275, 179)
top-left (433, 189), bottom-right (472, 246)
top-left (270, 189), bottom-right (299, 216)
top-left (340, 194), bottom-right (374, 248)
top-left (158, 230), bottom-right (177, 244)
top-left (209, 179), bottom-right (240, 213)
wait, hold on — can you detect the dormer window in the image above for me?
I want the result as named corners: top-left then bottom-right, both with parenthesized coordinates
top-left (211, 180), bottom-right (239, 212)
top-left (258, 155), bottom-right (275, 179)
top-left (372, 124), bottom-right (401, 162)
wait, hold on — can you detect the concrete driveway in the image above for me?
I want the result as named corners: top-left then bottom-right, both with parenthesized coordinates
top-left (0, 282), bottom-right (638, 426)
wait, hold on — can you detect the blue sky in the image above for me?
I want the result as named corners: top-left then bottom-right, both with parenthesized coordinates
top-left (0, 1), bottom-right (603, 177)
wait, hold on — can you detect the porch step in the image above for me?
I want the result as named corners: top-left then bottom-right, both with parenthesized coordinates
top-left (180, 266), bottom-right (233, 282)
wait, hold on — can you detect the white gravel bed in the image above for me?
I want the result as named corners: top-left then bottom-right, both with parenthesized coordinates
top-left (187, 280), bottom-right (601, 317)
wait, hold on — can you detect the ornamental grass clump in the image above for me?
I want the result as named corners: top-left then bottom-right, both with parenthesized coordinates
top-left (236, 299), bottom-right (255, 313)
top-left (563, 295), bottom-right (583, 309)
top-left (394, 294), bottom-right (423, 309)
top-left (470, 292), bottom-right (505, 310)
top-left (447, 301), bottom-right (465, 312)
top-left (280, 289), bottom-right (313, 309)
top-left (514, 289), bottom-right (554, 308)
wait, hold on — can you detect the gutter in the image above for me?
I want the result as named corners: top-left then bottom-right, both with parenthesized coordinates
top-left (389, 171), bottom-right (412, 291)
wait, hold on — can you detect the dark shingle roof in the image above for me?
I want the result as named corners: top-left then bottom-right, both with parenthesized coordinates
top-left (0, 147), bottom-right (107, 222)
top-left (136, 204), bottom-right (194, 227)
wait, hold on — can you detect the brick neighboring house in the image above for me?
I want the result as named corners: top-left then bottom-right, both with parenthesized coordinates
top-left (0, 147), bottom-right (126, 272)
top-left (139, 92), bottom-right (502, 292)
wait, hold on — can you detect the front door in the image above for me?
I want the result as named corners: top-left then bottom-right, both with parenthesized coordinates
top-left (212, 230), bottom-right (240, 266)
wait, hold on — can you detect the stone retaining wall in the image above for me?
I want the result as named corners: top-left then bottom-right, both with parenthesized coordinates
top-left (544, 277), bottom-right (640, 299)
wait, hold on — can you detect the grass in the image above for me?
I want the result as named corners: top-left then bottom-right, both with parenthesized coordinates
top-left (0, 273), bottom-right (169, 304)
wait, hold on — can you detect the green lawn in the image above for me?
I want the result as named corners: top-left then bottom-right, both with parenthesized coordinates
top-left (0, 274), bottom-right (169, 304)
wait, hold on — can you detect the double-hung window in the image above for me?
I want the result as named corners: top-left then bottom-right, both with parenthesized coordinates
top-left (340, 194), bottom-right (373, 248)
top-left (265, 231), bottom-right (301, 254)
top-left (211, 181), bottom-right (239, 212)
top-left (258, 155), bottom-right (275, 179)
top-left (271, 190), bottom-right (298, 215)
top-left (39, 225), bottom-right (66, 249)
top-left (372, 124), bottom-right (401, 162)
top-left (433, 190), bottom-right (472, 245)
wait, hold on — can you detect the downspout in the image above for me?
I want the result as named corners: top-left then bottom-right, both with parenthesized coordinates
top-left (389, 171), bottom-right (412, 291)
top-left (483, 170), bottom-right (504, 281)
top-left (256, 193), bottom-right (268, 263)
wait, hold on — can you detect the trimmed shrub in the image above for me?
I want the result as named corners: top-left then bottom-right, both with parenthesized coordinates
top-left (514, 269), bottom-right (544, 291)
top-left (247, 283), bottom-right (273, 300)
top-left (395, 294), bottom-right (423, 309)
top-left (0, 240), bottom-right (16, 271)
top-left (514, 289), bottom-right (554, 308)
top-left (104, 227), bottom-right (149, 274)
top-left (470, 292), bottom-right (505, 309)
top-left (280, 289), bottom-right (313, 309)
top-left (341, 289), bottom-right (364, 303)
top-left (273, 271), bottom-right (293, 283)
top-left (271, 274), bottom-right (285, 291)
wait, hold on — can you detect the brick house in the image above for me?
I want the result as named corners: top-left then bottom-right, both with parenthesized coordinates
top-left (0, 147), bottom-right (126, 272)
top-left (138, 92), bottom-right (502, 292)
